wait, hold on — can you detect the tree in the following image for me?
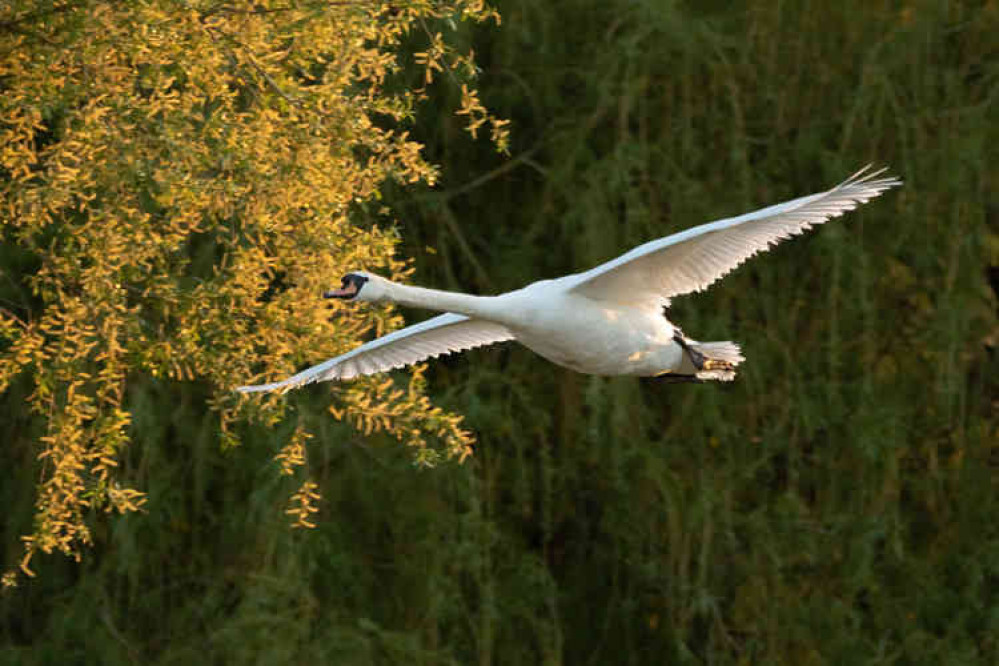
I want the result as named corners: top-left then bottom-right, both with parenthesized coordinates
top-left (0, 0), bottom-right (508, 584)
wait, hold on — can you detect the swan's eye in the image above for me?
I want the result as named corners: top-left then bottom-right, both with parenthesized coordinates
top-left (324, 274), bottom-right (368, 300)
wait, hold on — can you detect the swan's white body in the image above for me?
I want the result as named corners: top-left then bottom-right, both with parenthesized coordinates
top-left (238, 167), bottom-right (900, 393)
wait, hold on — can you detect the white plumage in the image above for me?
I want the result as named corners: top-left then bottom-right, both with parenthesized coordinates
top-left (240, 314), bottom-right (515, 392)
top-left (238, 166), bottom-right (900, 393)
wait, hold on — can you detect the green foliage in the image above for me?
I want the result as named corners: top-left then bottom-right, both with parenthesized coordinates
top-left (2, 0), bottom-right (998, 664)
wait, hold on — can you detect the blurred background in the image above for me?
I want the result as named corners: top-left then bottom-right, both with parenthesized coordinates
top-left (3, 0), bottom-right (997, 663)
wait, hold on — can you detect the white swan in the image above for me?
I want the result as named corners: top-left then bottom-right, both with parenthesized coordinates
top-left (238, 166), bottom-right (900, 393)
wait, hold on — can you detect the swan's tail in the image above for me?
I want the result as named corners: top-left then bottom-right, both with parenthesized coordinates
top-left (689, 341), bottom-right (744, 382)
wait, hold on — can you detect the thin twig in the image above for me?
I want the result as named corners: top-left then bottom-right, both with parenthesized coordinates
top-left (432, 142), bottom-right (545, 202)
top-left (434, 199), bottom-right (494, 291)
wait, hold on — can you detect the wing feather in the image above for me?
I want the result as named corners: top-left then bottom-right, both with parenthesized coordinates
top-left (237, 313), bottom-right (514, 393)
top-left (568, 166), bottom-right (901, 306)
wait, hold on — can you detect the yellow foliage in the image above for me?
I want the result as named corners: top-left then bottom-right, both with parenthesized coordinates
top-left (0, 0), bottom-right (506, 585)
top-left (275, 425), bottom-right (312, 476)
top-left (286, 479), bottom-right (322, 530)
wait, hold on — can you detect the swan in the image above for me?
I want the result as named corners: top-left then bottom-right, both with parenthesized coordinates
top-left (237, 166), bottom-right (900, 393)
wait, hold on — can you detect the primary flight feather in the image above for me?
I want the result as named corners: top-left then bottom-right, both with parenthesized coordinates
top-left (238, 166), bottom-right (901, 393)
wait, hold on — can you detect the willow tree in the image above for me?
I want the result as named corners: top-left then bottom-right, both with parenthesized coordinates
top-left (0, 0), bottom-right (507, 584)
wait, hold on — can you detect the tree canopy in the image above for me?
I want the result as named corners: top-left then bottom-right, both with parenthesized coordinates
top-left (0, 0), bottom-right (506, 583)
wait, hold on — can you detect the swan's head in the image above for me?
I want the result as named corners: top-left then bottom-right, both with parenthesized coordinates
top-left (323, 271), bottom-right (385, 303)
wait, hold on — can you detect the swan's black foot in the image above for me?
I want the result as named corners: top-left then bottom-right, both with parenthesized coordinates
top-left (673, 332), bottom-right (706, 370)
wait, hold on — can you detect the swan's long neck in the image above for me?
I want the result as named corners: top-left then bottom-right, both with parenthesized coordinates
top-left (383, 282), bottom-right (502, 320)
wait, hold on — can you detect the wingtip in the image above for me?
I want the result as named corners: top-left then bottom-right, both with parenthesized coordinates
top-left (836, 164), bottom-right (903, 196)
top-left (840, 164), bottom-right (882, 185)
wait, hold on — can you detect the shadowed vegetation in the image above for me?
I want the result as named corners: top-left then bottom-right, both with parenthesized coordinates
top-left (2, 0), bottom-right (998, 663)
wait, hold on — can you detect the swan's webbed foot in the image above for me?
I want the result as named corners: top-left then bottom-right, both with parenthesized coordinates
top-left (667, 333), bottom-right (740, 381)
top-left (673, 331), bottom-right (706, 370)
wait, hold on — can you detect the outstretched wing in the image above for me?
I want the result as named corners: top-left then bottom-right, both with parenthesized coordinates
top-left (237, 313), bottom-right (515, 393)
top-left (567, 166), bottom-right (901, 306)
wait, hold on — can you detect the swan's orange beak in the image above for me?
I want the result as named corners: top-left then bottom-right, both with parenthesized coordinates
top-left (323, 283), bottom-right (358, 299)
top-left (324, 273), bottom-right (368, 300)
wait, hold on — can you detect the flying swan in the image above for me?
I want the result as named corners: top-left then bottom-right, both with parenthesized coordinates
top-left (238, 166), bottom-right (900, 393)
